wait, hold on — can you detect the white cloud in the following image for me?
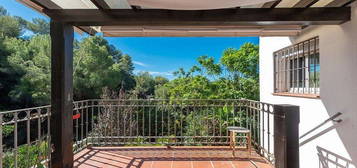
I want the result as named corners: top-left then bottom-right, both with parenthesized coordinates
top-left (133, 60), bottom-right (149, 67)
top-left (148, 71), bottom-right (173, 76)
top-left (134, 70), bottom-right (173, 76)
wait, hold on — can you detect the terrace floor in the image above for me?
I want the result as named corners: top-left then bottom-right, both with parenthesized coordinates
top-left (74, 146), bottom-right (273, 168)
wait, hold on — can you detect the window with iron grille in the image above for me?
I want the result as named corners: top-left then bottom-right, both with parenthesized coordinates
top-left (274, 37), bottom-right (320, 95)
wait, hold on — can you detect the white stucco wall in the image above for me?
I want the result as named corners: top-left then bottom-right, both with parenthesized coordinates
top-left (259, 2), bottom-right (357, 168)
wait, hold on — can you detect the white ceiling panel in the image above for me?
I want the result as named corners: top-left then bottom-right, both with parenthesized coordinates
top-left (311, 0), bottom-right (335, 7)
top-left (276, 0), bottom-right (299, 7)
top-left (104, 0), bottom-right (131, 9)
top-left (51, 0), bottom-right (97, 9)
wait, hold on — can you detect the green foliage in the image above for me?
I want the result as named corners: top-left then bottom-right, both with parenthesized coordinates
top-left (26, 18), bottom-right (50, 35)
top-left (160, 42), bottom-right (259, 100)
top-left (0, 6), bottom-right (137, 108)
top-left (3, 141), bottom-right (48, 168)
top-left (73, 36), bottom-right (135, 100)
top-left (5, 35), bottom-right (51, 105)
top-left (221, 43), bottom-right (259, 80)
top-left (0, 6), bottom-right (7, 16)
top-left (2, 125), bottom-right (14, 137)
top-left (132, 72), bottom-right (156, 98)
top-left (0, 15), bottom-right (23, 38)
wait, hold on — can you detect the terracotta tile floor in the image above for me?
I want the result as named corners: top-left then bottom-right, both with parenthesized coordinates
top-left (74, 146), bottom-right (273, 168)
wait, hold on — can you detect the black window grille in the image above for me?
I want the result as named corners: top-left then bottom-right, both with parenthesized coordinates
top-left (274, 37), bottom-right (320, 95)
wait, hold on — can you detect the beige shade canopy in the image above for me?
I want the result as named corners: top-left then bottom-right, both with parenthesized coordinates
top-left (16, 0), bottom-right (351, 36)
top-left (127, 0), bottom-right (275, 10)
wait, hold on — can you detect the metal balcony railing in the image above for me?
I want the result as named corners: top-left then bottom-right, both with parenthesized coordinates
top-left (1, 99), bottom-right (278, 167)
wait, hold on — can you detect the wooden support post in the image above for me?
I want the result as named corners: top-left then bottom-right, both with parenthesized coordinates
top-left (50, 20), bottom-right (74, 168)
top-left (274, 105), bottom-right (300, 168)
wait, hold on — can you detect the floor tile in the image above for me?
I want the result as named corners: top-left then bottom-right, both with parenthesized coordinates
top-left (172, 161), bottom-right (192, 168)
top-left (192, 161), bottom-right (213, 168)
top-left (211, 161), bottom-right (233, 168)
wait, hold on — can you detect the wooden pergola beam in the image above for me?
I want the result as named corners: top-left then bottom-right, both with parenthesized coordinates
top-left (43, 8), bottom-right (351, 26)
top-left (293, 0), bottom-right (319, 8)
top-left (77, 26), bottom-right (97, 35)
top-left (27, 0), bottom-right (61, 9)
top-left (326, 0), bottom-right (356, 7)
top-left (22, 0), bottom-right (97, 35)
top-left (262, 0), bottom-right (282, 8)
top-left (90, 0), bottom-right (111, 9)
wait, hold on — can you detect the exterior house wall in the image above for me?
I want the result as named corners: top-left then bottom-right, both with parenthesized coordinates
top-left (259, 2), bottom-right (357, 168)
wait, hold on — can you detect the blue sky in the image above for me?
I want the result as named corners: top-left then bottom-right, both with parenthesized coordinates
top-left (1, 0), bottom-right (259, 79)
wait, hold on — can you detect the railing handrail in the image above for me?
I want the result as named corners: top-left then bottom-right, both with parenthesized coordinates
top-left (0, 105), bottom-right (51, 114)
top-left (0, 99), bottom-right (251, 113)
top-left (0, 98), bottom-right (277, 167)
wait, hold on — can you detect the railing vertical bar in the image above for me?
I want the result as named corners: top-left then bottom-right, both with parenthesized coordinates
top-left (167, 101), bottom-right (170, 140)
top-left (253, 103), bottom-right (256, 144)
top-left (260, 103), bottom-right (265, 156)
top-left (14, 112), bottom-right (18, 168)
top-left (26, 110), bottom-right (31, 168)
top-left (267, 106), bottom-right (271, 161)
top-left (180, 100), bottom-right (184, 144)
top-left (192, 102), bottom-right (196, 144)
top-left (155, 100), bottom-right (158, 138)
top-left (239, 100), bottom-right (242, 128)
top-left (149, 100), bottom-right (151, 142)
top-left (257, 103), bottom-right (260, 148)
top-left (137, 103), bottom-right (139, 140)
top-left (161, 101), bottom-right (164, 137)
top-left (47, 107), bottom-right (51, 167)
top-left (75, 107), bottom-right (79, 148)
top-left (81, 105), bottom-right (84, 148)
top-left (130, 100), bottom-right (133, 138)
top-left (219, 101), bottom-right (222, 138)
top-left (91, 102), bottom-right (94, 145)
top-left (0, 114), bottom-right (2, 167)
top-left (226, 101), bottom-right (229, 144)
top-left (38, 109), bottom-right (42, 164)
top-left (122, 104), bottom-right (126, 145)
top-left (117, 102), bottom-right (121, 145)
top-left (86, 102), bottom-right (89, 145)
top-left (140, 102), bottom-right (145, 136)
top-left (205, 101), bottom-right (209, 145)
top-left (212, 102), bottom-right (215, 142)
top-left (174, 101), bottom-right (177, 144)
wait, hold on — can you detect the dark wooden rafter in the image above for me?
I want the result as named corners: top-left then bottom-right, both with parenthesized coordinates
top-left (293, 0), bottom-right (319, 8)
top-left (90, 0), bottom-right (111, 9)
top-left (27, 0), bottom-right (61, 9)
top-left (77, 26), bottom-right (97, 35)
top-left (44, 8), bottom-right (351, 26)
top-left (262, 0), bottom-right (282, 8)
top-left (131, 5), bottom-right (142, 11)
top-left (326, 0), bottom-right (356, 7)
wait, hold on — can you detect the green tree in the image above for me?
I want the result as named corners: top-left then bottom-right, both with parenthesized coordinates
top-left (5, 35), bottom-right (51, 105)
top-left (0, 15), bottom-right (23, 37)
top-left (26, 18), bottom-right (50, 35)
top-left (154, 76), bottom-right (169, 86)
top-left (0, 6), bottom-right (8, 16)
top-left (74, 36), bottom-right (135, 100)
top-left (162, 42), bottom-right (259, 100)
top-left (132, 72), bottom-right (156, 98)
